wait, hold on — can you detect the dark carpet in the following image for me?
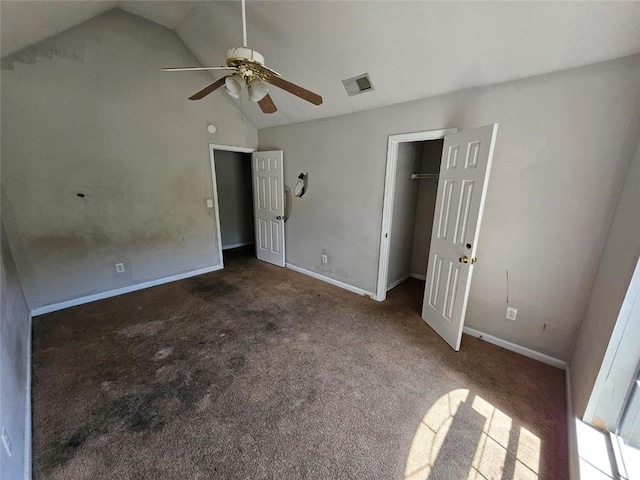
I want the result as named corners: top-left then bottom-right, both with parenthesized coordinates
top-left (32, 248), bottom-right (568, 479)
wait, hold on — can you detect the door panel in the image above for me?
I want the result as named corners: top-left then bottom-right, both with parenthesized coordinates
top-left (252, 150), bottom-right (285, 267)
top-left (421, 125), bottom-right (498, 350)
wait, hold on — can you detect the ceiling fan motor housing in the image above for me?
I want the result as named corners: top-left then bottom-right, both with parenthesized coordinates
top-left (226, 47), bottom-right (265, 67)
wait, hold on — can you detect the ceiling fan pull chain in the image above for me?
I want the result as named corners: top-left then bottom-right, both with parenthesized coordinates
top-left (240, 91), bottom-right (245, 125)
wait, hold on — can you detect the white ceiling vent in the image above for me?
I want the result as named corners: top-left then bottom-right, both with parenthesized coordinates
top-left (342, 73), bottom-right (374, 96)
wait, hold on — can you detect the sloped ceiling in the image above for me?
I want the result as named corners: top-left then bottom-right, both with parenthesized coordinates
top-left (0, 0), bottom-right (117, 56)
top-left (2, 1), bottom-right (640, 129)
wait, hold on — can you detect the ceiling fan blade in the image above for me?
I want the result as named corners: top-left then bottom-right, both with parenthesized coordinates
top-left (258, 94), bottom-right (277, 114)
top-left (160, 66), bottom-right (236, 72)
top-left (189, 77), bottom-right (227, 100)
top-left (264, 75), bottom-right (323, 106)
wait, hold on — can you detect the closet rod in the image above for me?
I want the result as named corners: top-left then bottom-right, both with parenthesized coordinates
top-left (411, 174), bottom-right (439, 180)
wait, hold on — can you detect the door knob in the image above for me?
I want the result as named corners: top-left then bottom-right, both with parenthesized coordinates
top-left (276, 215), bottom-right (283, 220)
top-left (458, 256), bottom-right (478, 264)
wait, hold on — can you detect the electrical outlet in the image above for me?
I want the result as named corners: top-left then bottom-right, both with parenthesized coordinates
top-left (506, 307), bottom-right (518, 321)
top-left (2, 426), bottom-right (12, 457)
top-left (206, 199), bottom-right (213, 208)
top-left (321, 254), bottom-right (328, 264)
top-left (115, 263), bottom-right (125, 274)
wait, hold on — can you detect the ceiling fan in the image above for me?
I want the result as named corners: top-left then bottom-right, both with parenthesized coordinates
top-left (160, 0), bottom-right (323, 114)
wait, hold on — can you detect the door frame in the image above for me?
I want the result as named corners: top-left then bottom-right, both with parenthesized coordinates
top-left (375, 128), bottom-right (457, 302)
top-left (209, 143), bottom-right (257, 269)
top-left (584, 254), bottom-right (640, 428)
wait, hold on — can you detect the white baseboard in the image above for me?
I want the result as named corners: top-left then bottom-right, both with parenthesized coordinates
top-left (222, 241), bottom-right (254, 251)
top-left (463, 326), bottom-right (568, 370)
top-left (30, 264), bottom-right (224, 316)
top-left (410, 273), bottom-right (426, 281)
top-left (286, 263), bottom-right (374, 298)
top-left (386, 274), bottom-right (411, 292)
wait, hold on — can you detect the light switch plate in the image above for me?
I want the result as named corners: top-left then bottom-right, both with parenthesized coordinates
top-left (206, 199), bottom-right (213, 209)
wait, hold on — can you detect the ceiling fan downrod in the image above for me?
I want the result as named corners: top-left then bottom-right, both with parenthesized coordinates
top-left (241, 0), bottom-right (247, 48)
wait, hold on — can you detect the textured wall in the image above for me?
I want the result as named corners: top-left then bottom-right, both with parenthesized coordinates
top-left (570, 137), bottom-right (640, 417)
top-left (0, 224), bottom-right (30, 480)
top-left (259, 55), bottom-right (640, 360)
top-left (213, 150), bottom-right (254, 249)
top-left (1, 10), bottom-right (258, 310)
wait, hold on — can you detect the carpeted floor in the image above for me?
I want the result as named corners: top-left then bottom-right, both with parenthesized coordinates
top-left (32, 248), bottom-right (568, 479)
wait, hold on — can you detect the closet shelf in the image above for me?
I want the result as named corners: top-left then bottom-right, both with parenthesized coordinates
top-left (411, 174), bottom-right (439, 180)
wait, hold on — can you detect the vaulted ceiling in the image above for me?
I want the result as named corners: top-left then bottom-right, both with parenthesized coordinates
top-left (2, 1), bottom-right (640, 129)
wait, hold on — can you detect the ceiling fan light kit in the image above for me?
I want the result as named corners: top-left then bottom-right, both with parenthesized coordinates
top-left (248, 77), bottom-right (269, 102)
top-left (224, 73), bottom-right (244, 98)
top-left (160, 0), bottom-right (322, 114)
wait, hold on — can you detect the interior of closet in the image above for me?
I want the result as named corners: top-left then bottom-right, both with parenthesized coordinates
top-left (213, 150), bottom-right (255, 255)
top-left (386, 139), bottom-right (444, 295)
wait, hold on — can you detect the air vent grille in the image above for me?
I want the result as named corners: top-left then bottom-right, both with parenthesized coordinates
top-left (342, 73), bottom-right (374, 96)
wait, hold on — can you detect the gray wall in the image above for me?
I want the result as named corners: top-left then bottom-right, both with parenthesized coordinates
top-left (213, 151), bottom-right (254, 249)
top-left (387, 142), bottom-right (421, 289)
top-left (259, 55), bottom-right (640, 360)
top-left (0, 224), bottom-right (30, 480)
top-left (411, 140), bottom-right (443, 277)
top-left (1, 9), bottom-right (258, 310)
top-left (570, 136), bottom-right (640, 417)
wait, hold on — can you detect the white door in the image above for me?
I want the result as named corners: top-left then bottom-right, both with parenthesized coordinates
top-left (422, 124), bottom-right (498, 350)
top-left (252, 150), bottom-right (285, 267)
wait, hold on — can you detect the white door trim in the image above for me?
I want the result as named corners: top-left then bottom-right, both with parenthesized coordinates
top-left (209, 144), bottom-right (257, 268)
top-left (209, 143), bottom-right (256, 154)
top-left (375, 128), bottom-right (457, 302)
top-left (583, 254), bottom-right (640, 426)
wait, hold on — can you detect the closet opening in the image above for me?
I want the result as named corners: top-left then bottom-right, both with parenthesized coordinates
top-left (387, 139), bottom-right (443, 312)
top-left (376, 128), bottom-right (456, 307)
top-left (210, 147), bottom-right (256, 266)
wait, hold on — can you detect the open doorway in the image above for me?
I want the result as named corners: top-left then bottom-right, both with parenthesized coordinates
top-left (385, 138), bottom-right (444, 314)
top-left (376, 129), bottom-right (456, 306)
top-left (209, 145), bottom-right (256, 266)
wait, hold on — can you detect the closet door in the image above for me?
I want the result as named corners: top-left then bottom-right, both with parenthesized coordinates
top-left (421, 124), bottom-right (498, 351)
